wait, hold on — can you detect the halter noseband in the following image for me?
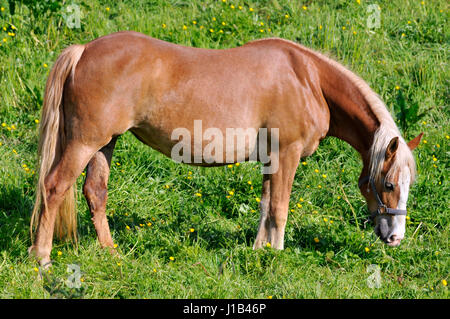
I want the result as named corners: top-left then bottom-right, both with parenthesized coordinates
top-left (358, 176), bottom-right (407, 219)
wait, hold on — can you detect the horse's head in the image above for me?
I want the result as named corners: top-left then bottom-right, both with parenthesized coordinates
top-left (359, 133), bottom-right (423, 246)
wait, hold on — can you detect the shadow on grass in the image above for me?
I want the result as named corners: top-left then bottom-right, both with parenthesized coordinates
top-left (0, 185), bottom-right (33, 254)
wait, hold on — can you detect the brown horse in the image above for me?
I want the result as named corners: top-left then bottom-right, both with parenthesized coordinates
top-left (29, 31), bottom-right (422, 266)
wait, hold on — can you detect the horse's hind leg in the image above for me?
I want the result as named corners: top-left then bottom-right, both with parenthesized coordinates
top-left (83, 137), bottom-right (117, 249)
top-left (29, 142), bottom-right (99, 266)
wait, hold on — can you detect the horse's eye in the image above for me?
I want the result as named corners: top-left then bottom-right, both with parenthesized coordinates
top-left (385, 182), bottom-right (394, 191)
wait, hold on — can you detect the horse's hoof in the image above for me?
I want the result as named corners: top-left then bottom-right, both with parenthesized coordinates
top-left (28, 245), bottom-right (52, 268)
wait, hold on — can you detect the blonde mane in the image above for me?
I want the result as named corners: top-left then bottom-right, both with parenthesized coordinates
top-left (252, 38), bottom-right (417, 183)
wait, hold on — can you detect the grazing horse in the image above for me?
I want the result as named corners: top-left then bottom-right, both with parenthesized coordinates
top-left (29, 32), bottom-right (422, 266)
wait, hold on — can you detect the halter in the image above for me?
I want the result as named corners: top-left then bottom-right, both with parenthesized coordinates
top-left (358, 176), bottom-right (407, 219)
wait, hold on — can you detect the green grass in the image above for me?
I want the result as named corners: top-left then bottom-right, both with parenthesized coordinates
top-left (0, 0), bottom-right (448, 298)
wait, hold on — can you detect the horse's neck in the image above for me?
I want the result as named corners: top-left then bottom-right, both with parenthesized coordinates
top-left (318, 63), bottom-right (380, 163)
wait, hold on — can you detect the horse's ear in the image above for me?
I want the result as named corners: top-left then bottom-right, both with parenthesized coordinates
top-left (385, 137), bottom-right (399, 160)
top-left (407, 132), bottom-right (423, 151)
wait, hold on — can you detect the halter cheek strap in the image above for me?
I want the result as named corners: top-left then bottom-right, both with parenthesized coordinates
top-left (359, 176), bottom-right (407, 219)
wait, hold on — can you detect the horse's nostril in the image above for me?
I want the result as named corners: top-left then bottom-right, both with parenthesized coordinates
top-left (388, 234), bottom-right (401, 243)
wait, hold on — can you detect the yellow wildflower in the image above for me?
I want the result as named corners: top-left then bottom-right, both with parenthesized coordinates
top-left (169, 256), bottom-right (174, 261)
top-left (314, 237), bottom-right (319, 243)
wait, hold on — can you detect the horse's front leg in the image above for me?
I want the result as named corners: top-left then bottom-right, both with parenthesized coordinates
top-left (253, 173), bottom-right (270, 249)
top-left (254, 143), bottom-right (301, 250)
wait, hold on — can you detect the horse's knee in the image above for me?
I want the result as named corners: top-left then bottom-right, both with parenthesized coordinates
top-left (43, 172), bottom-right (68, 205)
top-left (83, 178), bottom-right (107, 212)
top-left (268, 203), bottom-right (288, 229)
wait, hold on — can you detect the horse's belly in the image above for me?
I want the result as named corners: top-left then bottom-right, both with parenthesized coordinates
top-left (131, 122), bottom-right (264, 165)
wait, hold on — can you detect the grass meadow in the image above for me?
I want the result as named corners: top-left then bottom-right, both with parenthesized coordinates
top-left (0, 0), bottom-right (448, 298)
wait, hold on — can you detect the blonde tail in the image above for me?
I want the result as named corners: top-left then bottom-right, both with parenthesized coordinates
top-left (31, 44), bottom-right (85, 242)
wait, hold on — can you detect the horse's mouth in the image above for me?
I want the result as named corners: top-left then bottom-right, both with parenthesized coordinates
top-left (386, 239), bottom-right (402, 247)
top-left (374, 226), bottom-right (402, 246)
